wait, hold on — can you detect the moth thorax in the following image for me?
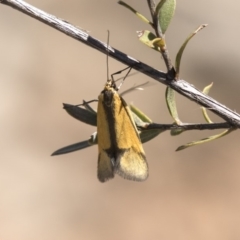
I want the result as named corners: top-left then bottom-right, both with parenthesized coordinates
top-left (103, 89), bottom-right (114, 107)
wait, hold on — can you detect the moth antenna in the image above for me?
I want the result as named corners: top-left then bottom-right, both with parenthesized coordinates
top-left (106, 30), bottom-right (110, 81)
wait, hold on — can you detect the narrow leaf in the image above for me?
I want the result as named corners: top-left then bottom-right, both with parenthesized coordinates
top-left (175, 24), bottom-right (208, 79)
top-left (165, 86), bottom-right (182, 124)
top-left (201, 83), bottom-right (213, 123)
top-left (63, 103), bottom-right (97, 126)
top-left (51, 139), bottom-right (95, 156)
top-left (118, 1), bottom-right (151, 24)
top-left (130, 104), bottom-right (152, 123)
top-left (140, 128), bottom-right (165, 143)
top-left (176, 128), bottom-right (235, 151)
top-left (51, 132), bottom-right (97, 156)
top-left (129, 104), bottom-right (164, 142)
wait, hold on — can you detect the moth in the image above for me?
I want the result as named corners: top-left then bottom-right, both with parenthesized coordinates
top-left (97, 67), bottom-right (148, 182)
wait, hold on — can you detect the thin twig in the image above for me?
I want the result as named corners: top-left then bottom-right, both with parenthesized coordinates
top-left (150, 0), bottom-right (173, 72)
top-left (147, 0), bottom-right (156, 19)
top-left (143, 122), bottom-right (232, 131)
top-left (1, 0), bottom-right (240, 127)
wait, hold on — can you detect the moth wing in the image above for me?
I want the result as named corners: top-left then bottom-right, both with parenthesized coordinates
top-left (116, 148), bottom-right (148, 181)
top-left (97, 93), bottom-right (115, 182)
top-left (98, 151), bottom-right (114, 182)
top-left (115, 97), bottom-right (148, 181)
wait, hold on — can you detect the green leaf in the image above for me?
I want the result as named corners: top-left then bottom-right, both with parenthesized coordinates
top-left (165, 86), bottom-right (182, 124)
top-left (170, 128), bottom-right (185, 136)
top-left (152, 37), bottom-right (166, 49)
top-left (137, 30), bottom-right (161, 52)
top-left (63, 103), bottom-right (97, 126)
top-left (155, 0), bottom-right (176, 34)
top-left (165, 86), bottom-right (185, 135)
top-left (201, 83), bottom-right (213, 123)
top-left (51, 133), bottom-right (97, 156)
top-left (51, 140), bottom-right (93, 155)
top-left (175, 24), bottom-right (208, 79)
top-left (129, 104), bottom-right (164, 142)
top-left (176, 128), bottom-right (235, 151)
top-left (130, 104), bottom-right (152, 123)
top-left (202, 82), bottom-right (213, 95)
top-left (140, 128), bottom-right (165, 143)
top-left (118, 1), bottom-right (151, 25)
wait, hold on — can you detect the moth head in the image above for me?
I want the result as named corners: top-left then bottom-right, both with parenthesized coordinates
top-left (105, 78), bottom-right (118, 91)
top-left (102, 83), bottom-right (116, 107)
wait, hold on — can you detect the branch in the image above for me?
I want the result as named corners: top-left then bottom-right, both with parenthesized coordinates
top-left (144, 122), bottom-right (232, 131)
top-left (1, 0), bottom-right (240, 127)
top-left (147, 0), bottom-right (156, 19)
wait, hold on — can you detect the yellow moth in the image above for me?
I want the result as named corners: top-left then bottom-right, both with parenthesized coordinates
top-left (97, 68), bottom-right (148, 182)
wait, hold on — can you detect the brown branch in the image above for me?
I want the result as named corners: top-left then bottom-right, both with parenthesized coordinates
top-left (1, 0), bottom-right (240, 127)
top-left (144, 122), bottom-right (232, 131)
top-left (151, 0), bottom-right (173, 72)
top-left (147, 0), bottom-right (156, 19)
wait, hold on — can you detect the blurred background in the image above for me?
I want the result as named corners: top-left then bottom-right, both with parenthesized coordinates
top-left (1, 0), bottom-right (240, 239)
